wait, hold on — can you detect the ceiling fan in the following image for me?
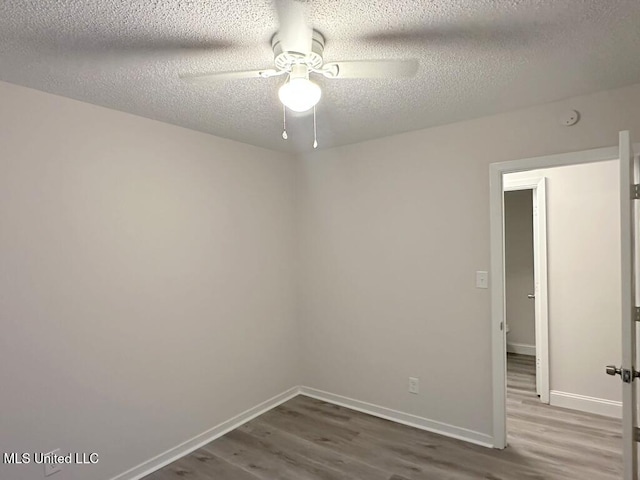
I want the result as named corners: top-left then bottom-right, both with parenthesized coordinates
top-left (179, 0), bottom-right (419, 147)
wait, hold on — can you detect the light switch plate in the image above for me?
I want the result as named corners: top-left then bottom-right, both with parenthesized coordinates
top-left (476, 271), bottom-right (489, 289)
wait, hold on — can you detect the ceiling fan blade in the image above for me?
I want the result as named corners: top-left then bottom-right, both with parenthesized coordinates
top-left (274, 0), bottom-right (313, 53)
top-left (322, 59), bottom-right (418, 79)
top-left (180, 68), bottom-right (279, 84)
top-left (361, 23), bottom-right (542, 50)
top-left (24, 36), bottom-right (235, 56)
top-left (100, 39), bottom-right (233, 53)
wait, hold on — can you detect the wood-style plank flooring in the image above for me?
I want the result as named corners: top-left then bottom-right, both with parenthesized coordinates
top-left (144, 354), bottom-right (622, 480)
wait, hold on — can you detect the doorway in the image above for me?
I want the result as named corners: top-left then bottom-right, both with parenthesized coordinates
top-left (489, 145), bottom-right (630, 451)
top-left (504, 190), bottom-right (536, 364)
top-left (491, 149), bottom-right (628, 480)
top-left (503, 175), bottom-right (549, 405)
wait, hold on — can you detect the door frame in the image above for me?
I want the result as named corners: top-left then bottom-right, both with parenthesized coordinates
top-left (503, 175), bottom-right (549, 404)
top-left (489, 144), bottom-right (636, 449)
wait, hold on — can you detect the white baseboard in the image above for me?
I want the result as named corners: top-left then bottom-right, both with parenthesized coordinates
top-left (112, 385), bottom-right (496, 479)
top-left (299, 386), bottom-right (494, 448)
top-left (110, 386), bottom-right (300, 480)
top-left (506, 342), bottom-right (535, 356)
top-left (549, 390), bottom-right (621, 418)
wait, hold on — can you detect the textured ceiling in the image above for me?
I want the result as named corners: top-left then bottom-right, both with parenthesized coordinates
top-left (1, 1), bottom-right (640, 152)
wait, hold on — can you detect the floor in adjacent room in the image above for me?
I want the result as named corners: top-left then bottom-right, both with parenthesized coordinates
top-left (144, 353), bottom-right (622, 480)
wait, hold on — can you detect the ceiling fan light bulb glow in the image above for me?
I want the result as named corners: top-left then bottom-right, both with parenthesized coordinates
top-left (278, 77), bottom-right (321, 112)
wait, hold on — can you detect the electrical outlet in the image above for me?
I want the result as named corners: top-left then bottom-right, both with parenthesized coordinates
top-left (409, 377), bottom-right (419, 394)
top-left (44, 450), bottom-right (62, 477)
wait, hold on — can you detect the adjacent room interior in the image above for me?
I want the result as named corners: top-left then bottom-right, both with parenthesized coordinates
top-left (503, 162), bottom-right (623, 478)
top-left (1, 1), bottom-right (640, 480)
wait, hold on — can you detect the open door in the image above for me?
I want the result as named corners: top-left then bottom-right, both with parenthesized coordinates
top-left (531, 181), bottom-right (549, 405)
top-left (609, 130), bottom-right (638, 480)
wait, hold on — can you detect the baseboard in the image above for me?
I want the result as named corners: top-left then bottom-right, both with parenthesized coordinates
top-left (506, 342), bottom-right (535, 356)
top-left (112, 384), bottom-right (496, 479)
top-left (110, 386), bottom-right (301, 480)
top-left (549, 390), bottom-right (621, 418)
top-left (299, 386), bottom-right (494, 448)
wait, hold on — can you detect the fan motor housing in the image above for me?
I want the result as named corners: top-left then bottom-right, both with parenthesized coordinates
top-left (271, 30), bottom-right (325, 71)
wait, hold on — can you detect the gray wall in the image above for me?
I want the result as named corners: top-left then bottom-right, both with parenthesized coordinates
top-left (504, 190), bottom-right (536, 350)
top-left (0, 81), bottom-right (299, 480)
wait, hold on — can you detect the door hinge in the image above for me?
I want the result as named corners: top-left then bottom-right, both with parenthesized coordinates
top-left (636, 427), bottom-right (640, 442)
top-left (635, 307), bottom-right (640, 322)
top-left (633, 184), bottom-right (640, 200)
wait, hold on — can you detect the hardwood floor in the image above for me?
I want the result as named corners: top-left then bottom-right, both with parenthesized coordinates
top-left (505, 354), bottom-right (621, 479)
top-left (144, 354), bottom-right (622, 480)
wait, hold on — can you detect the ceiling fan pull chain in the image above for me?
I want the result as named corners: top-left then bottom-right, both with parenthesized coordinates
top-left (313, 105), bottom-right (318, 149)
top-left (282, 105), bottom-right (288, 140)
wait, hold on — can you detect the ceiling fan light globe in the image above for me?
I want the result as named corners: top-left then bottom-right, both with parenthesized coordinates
top-left (278, 77), bottom-right (321, 112)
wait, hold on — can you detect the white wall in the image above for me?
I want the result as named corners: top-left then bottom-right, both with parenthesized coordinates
top-left (297, 83), bottom-right (640, 438)
top-left (504, 190), bottom-right (536, 350)
top-left (507, 161), bottom-right (621, 411)
top-left (0, 81), bottom-right (298, 480)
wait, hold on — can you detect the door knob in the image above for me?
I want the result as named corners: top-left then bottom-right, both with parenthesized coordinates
top-left (606, 365), bottom-right (622, 376)
top-left (606, 365), bottom-right (640, 382)
top-left (527, 294), bottom-right (535, 299)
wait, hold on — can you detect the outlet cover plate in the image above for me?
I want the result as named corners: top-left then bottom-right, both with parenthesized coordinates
top-left (409, 377), bottom-right (419, 394)
top-left (44, 450), bottom-right (62, 477)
